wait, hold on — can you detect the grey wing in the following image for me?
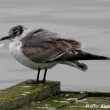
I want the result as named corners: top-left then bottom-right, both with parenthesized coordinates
top-left (21, 28), bottom-right (82, 63)
top-left (21, 28), bottom-right (59, 48)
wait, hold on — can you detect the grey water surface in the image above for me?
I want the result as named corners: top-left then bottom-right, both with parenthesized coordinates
top-left (0, 0), bottom-right (110, 92)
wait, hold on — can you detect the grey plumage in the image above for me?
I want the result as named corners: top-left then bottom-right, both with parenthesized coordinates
top-left (21, 28), bottom-right (82, 64)
top-left (22, 28), bottom-right (86, 71)
top-left (21, 28), bottom-right (59, 48)
top-left (20, 28), bottom-right (109, 71)
top-left (1, 25), bottom-right (109, 83)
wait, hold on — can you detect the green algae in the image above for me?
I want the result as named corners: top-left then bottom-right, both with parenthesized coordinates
top-left (0, 80), bottom-right (60, 110)
top-left (18, 92), bottom-right (87, 110)
top-left (1, 80), bottom-right (110, 110)
top-left (0, 81), bottom-right (44, 104)
top-left (18, 91), bottom-right (110, 110)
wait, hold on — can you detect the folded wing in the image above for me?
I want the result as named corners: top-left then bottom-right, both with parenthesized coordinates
top-left (21, 28), bottom-right (82, 63)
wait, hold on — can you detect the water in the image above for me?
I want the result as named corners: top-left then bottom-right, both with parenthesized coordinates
top-left (0, 0), bottom-right (110, 92)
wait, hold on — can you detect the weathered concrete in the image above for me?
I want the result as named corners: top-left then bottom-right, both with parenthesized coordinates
top-left (0, 80), bottom-right (110, 110)
top-left (0, 80), bottom-right (60, 110)
top-left (19, 91), bottom-right (110, 110)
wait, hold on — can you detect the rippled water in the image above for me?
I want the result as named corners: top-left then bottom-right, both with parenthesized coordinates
top-left (0, 0), bottom-right (110, 92)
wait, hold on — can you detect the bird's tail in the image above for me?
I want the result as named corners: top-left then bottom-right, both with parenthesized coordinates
top-left (61, 50), bottom-right (110, 61)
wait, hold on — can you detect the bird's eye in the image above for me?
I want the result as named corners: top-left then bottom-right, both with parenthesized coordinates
top-left (16, 30), bottom-right (19, 33)
top-left (14, 30), bottom-right (20, 35)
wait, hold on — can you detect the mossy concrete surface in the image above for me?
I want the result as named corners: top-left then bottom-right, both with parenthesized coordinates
top-left (19, 92), bottom-right (110, 110)
top-left (0, 80), bottom-right (110, 110)
top-left (0, 80), bottom-right (60, 110)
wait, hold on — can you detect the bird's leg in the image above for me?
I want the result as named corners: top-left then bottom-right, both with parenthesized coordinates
top-left (36, 68), bottom-right (41, 83)
top-left (42, 69), bottom-right (47, 83)
top-left (26, 68), bottom-right (41, 84)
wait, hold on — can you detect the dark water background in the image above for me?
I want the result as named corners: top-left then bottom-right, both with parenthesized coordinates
top-left (0, 0), bottom-right (110, 92)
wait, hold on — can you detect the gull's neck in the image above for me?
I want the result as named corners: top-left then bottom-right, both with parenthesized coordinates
top-left (21, 28), bottom-right (31, 39)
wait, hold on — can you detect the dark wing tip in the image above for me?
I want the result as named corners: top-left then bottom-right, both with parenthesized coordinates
top-left (78, 63), bottom-right (88, 71)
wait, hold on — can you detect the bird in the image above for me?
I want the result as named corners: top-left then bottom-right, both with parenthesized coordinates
top-left (0, 25), bottom-right (109, 83)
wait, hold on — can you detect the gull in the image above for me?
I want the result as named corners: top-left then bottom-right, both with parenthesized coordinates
top-left (0, 25), bottom-right (109, 83)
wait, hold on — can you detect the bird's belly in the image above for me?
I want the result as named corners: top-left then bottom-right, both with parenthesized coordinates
top-left (9, 42), bottom-right (57, 70)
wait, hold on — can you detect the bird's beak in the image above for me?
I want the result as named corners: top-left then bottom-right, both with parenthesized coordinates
top-left (0, 35), bottom-right (11, 41)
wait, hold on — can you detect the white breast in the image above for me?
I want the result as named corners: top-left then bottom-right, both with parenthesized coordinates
top-left (9, 40), bottom-right (57, 70)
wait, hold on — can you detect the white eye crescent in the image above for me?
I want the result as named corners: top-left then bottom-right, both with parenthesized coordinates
top-left (15, 30), bottom-right (20, 34)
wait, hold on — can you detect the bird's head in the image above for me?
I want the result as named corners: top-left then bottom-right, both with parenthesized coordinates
top-left (0, 25), bottom-right (27, 41)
